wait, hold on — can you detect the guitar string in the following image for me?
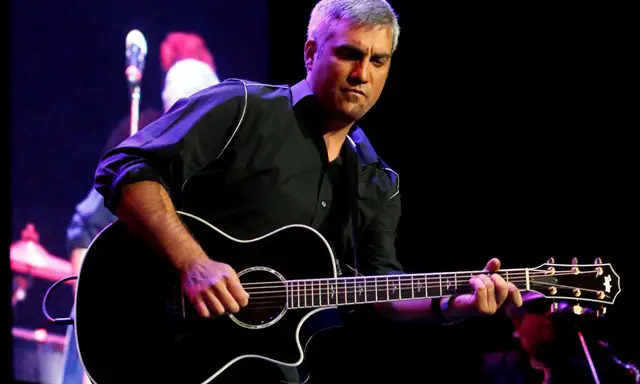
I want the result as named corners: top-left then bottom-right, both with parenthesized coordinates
top-left (241, 281), bottom-right (592, 303)
top-left (238, 268), bottom-right (602, 288)
top-left (242, 274), bottom-right (603, 304)
top-left (241, 270), bottom-right (599, 294)
top-left (236, 275), bottom-right (608, 307)
top-left (242, 273), bottom-right (596, 298)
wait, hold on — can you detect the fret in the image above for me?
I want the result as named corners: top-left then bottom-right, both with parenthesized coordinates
top-left (364, 277), bottom-right (368, 303)
top-left (388, 275), bottom-right (401, 301)
top-left (379, 276), bottom-right (388, 301)
top-left (315, 280), bottom-right (323, 306)
top-left (325, 279), bottom-right (330, 306)
top-left (426, 274), bottom-right (440, 298)
top-left (330, 279), bottom-right (337, 305)
top-left (305, 280), bottom-right (314, 308)
top-left (321, 280), bottom-right (327, 306)
top-left (356, 277), bottom-right (366, 303)
top-left (505, 270), bottom-right (509, 283)
top-left (351, 278), bottom-right (356, 303)
top-left (324, 280), bottom-right (331, 305)
top-left (343, 278), bottom-right (349, 305)
top-left (442, 273), bottom-right (455, 295)
top-left (347, 278), bottom-right (355, 304)
top-left (323, 279), bottom-right (329, 306)
top-left (287, 282), bottom-right (292, 309)
top-left (411, 276), bottom-right (414, 299)
top-left (375, 277), bottom-right (378, 302)
top-left (421, 275), bottom-right (429, 298)
top-left (303, 280), bottom-right (307, 308)
top-left (403, 276), bottom-right (414, 300)
top-left (293, 281), bottom-right (297, 309)
top-left (414, 276), bottom-right (426, 297)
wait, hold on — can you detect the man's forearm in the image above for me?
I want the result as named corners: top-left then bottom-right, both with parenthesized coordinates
top-left (116, 180), bottom-right (208, 270)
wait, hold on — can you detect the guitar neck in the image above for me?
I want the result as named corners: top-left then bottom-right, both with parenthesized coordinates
top-left (286, 269), bottom-right (532, 309)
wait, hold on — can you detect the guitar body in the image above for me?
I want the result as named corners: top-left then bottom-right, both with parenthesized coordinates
top-left (75, 212), bottom-right (342, 384)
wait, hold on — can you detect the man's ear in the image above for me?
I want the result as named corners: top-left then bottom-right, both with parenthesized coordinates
top-left (304, 39), bottom-right (317, 72)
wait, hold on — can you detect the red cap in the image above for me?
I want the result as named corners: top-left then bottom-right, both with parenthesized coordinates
top-left (160, 32), bottom-right (216, 73)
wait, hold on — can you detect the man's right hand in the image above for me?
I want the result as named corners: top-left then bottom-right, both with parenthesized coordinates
top-left (181, 257), bottom-right (249, 318)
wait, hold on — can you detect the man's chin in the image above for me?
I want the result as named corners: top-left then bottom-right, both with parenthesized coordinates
top-left (337, 104), bottom-right (367, 122)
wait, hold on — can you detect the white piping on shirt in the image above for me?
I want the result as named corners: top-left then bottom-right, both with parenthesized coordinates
top-left (384, 167), bottom-right (400, 199)
top-left (180, 80), bottom-right (248, 194)
top-left (347, 135), bottom-right (400, 200)
top-left (215, 80), bottom-right (249, 160)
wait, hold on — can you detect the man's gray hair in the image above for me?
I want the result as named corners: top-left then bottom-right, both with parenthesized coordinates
top-left (307, 0), bottom-right (400, 54)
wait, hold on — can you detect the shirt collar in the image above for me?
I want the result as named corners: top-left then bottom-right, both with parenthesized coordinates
top-left (291, 79), bottom-right (315, 106)
top-left (291, 78), bottom-right (379, 167)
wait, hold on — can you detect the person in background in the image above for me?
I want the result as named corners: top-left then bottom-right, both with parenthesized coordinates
top-left (483, 291), bottom-right (638, 384)
top-left (58, 30), bottom-right (221, 384)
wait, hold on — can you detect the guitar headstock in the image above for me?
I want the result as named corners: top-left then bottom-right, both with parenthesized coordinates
top-left (528, 257), bottom-right (621, 316)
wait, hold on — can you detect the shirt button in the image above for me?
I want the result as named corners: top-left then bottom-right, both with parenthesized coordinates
top-left (321, 201), bottom-right (327, 207)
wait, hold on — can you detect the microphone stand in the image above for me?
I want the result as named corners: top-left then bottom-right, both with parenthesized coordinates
top-left (576, 329), bottom-right (601, 384)
top-left (129, 84), bottom-right (141, 136)
top-left (551, 305), bottom-right (601, 384)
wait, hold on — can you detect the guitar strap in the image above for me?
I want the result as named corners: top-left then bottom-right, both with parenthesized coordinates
top-left (343, 137), bottom-right (360, 277)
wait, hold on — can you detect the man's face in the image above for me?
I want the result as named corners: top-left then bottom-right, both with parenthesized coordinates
top-left (305, 19), bottom-right (393, 124)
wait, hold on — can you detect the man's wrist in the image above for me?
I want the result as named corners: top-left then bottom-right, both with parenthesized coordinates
top-left (441, 295), bottom-right (464, 324)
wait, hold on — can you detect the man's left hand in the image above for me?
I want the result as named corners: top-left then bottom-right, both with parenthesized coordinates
top-left (447, 258), bottom-right (523, 318)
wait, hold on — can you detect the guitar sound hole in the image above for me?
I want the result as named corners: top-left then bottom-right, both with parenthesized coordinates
top-left (230, 268), bottom-right (287, 329)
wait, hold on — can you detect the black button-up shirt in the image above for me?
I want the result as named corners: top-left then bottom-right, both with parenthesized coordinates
top-left (95, 78), bottom-right (402, 275)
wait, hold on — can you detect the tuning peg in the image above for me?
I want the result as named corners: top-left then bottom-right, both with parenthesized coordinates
top-left (571, 257), bottom-right (580, 274)
top-left (573, 303), bottom-right (583, 315)
top-left (547, 256), bottom-right (555, 264)
top-left (594, 257), bottom-right (602, 265)
top-left (597, 306), bottom-right (607, 317)
top-left (550, 302), bottom-right (559, 313)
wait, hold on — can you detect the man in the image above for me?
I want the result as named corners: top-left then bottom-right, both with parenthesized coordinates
top-left (60, 31), bottom-right (220, 384)
top-left (483, 292), bottom-right (637, 384)
top-left (93, 0), bottom-right (522, 382)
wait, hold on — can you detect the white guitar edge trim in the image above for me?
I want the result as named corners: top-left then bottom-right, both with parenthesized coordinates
top-left (75, 210), bottom-right (339, 384)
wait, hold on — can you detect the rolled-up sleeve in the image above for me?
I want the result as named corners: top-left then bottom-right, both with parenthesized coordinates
top-left (358, 183), bottom-right (404, 276)
top-left (94, 80), bottom-right (247, 213)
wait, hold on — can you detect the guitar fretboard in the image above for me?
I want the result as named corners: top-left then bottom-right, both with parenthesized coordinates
top-left (286, 269), bottom-right (530, 309)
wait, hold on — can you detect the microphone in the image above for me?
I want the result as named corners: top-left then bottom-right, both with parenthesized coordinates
top-left (125, 29), bottom-right (148, 86)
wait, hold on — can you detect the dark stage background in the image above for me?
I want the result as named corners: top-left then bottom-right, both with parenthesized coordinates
top-left (9, 0), bottom-right (637, 382)
top-left (268, 0), bottom-right (637, 363)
